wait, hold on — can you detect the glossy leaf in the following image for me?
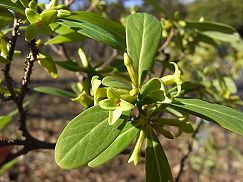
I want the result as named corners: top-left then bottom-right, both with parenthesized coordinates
top-left (0, 8), bottom-right (14, 28)
top-left (126, 13), bottom-right (162, 85)
top-left (102, 76), bottom-right (132, 90)
top-left (140, 78), bottom-right (170, 104)
top-left (58, 11), bottom-right (126, 50)
top-left (55, 106), bottom-right (128, 169)
top-left (63, 11), bottom-right (125, 41)
top-left (145, 127), bottom-right (174, 182)
top-left (34, 86), bottom-right (75, 98)
top-left (88, 121), bottom-right (139, 167)
top-left (59, 20), bottom-right (125, 51)
top-left (39, 24), bottom-right (53, 36)
top-left (38, 54), bottom-right (58, 78)
top-left (171, 98), bottom-right (243, 136)
top-left (25, 24), bottom-right (39, 41)
top-left (50, 23), bottom-right (76, 34)
top-left (55, 60), bottom-right (83, 72)
top-left (72, 92), bottom-right (93, 108)
top-left (25, 8), bottom-right (40, 24)
top-left (46, 32), bottom-right (85, 44)
top-left (186, 21), bottom-right (240, 42)
top-left (41, 10), bottom-right (57, 24)
top-left (0, 0), bottom-right (25, 15)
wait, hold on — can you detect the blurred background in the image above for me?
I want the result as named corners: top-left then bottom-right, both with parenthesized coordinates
top-left (1, 0), bottom-right (243, 181)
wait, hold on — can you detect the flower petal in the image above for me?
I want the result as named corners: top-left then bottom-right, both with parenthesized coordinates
top-left (99, 99), bottom-right (116, 110)
top-left (108, 108), bottom-right (122, 125)
top-left (119, 99), bottom-right (134, 111)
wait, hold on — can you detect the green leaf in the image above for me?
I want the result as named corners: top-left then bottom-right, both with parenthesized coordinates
top-left (50, 22), bottom-right (76, 34)
top-left (59, 20), bottom-right (125, 51)
top-left (34, 86), bottom-right (75, 98)
top-left (25, 8), bottom-right (40, 24)
top-left (88, 121), bottom-right (139, 167)
top-left (58, 11), bottom-right (126, 50)
top-left (0, 55), bottom-right (10, 64)
top-left (0, 115), bottom-right (12, 129)
top-left (0, 159), bottom-right (17, 175)
top-left (99, 99), bottom-right (117, 110)
top-left (186, 21), bottom-right (240, 42)
top-left (25, 24), bottom-right (39, 41)
top-left (140, 78), bottom-right (170, 104)
top-left (126, 13), bottom-right (162, 85)
top-left (0, 8), bottom-right (14, 28)
top-left (0, 0), bottom-right (25, 15)
top-left (102, 76), bottom-right (132, 90)
top-left (39, 25), bottom-right (53, 36)
top-left (46, 32), bottom-right (85, 44)
top-left (40, 10), bottom-right (57, 24)
top-left (55, 60), bottom-right (83, 72)
top-left (71, 92), bottom-right (93, 108)
top-left (170, 98), bottom-right (243, 136)
top-left (145, 127), bottom-right (174, 182)
top-left (55, 105), bottom-right (128, 169)
top-left (38, 54), bottom-right (58, 78)
top-left (62, 11), bottom-right (125, 41)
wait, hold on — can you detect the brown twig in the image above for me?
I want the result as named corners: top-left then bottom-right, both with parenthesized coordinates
top-left (100, 49), bottom-right (118, 68)
top-left (175, 119), bottom-right (203, 182)
top-left (0, 23), bottom-right (56, 167)
top-left (158, 28), bottom-right (176, 53)
top-left (49, 44), bottom-right (70, 59)
top-left (2, 19), bottom-right (21, 102)
top-left (0, 139), bottom-right (26, 147)
top-left (64, 0), bottom-right (75, 7)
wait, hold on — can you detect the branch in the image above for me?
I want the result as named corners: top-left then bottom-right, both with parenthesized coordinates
top-left (158, 28), bottom-right (176, 53)
top-left (2, 18), bottom-right (21, 102)
top-left (0, 138), bottom-right (55, 167)
top-left (0, 139), bottom-right (26, 147)
top-left (15, 40), bottom-right (38, 139)
top-left (64, 0), bottom-right (75, 7)
top-left (0, 39), bottom-right (56, 168)
top-left (49, 43), bottom-right (70, 59)
top-left (100, 49), bottom-right (118, 68)
top-left (175, 119), bottom-right (203, 182)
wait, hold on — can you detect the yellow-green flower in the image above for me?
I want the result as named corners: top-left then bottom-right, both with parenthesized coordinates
top-left (99, 88), bottom-right (134, 125)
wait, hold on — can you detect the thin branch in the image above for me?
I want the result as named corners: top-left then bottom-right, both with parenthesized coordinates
top-left (15, 40), bottom-right (38, 139)
top-left (0, 139), bottom-right (26, 147)
top-left (0, 138), bottom-right (55, 167)
top-left (175, 120), bottom-right (203, 182)
top-left (64, 0), bottom-right (75, 7)
top-left (158, 28), bottom-right (176, 53)
top-left (60, 44), bottom-right (71, 60)
top-left (0, 38), bottom-right (56, 168)
top-left (49, 44), bottom-right (70, 59)
top-left (100, 49), bottom-right (118, 68)
top-left (2, 18), bottom-right (21, 102)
